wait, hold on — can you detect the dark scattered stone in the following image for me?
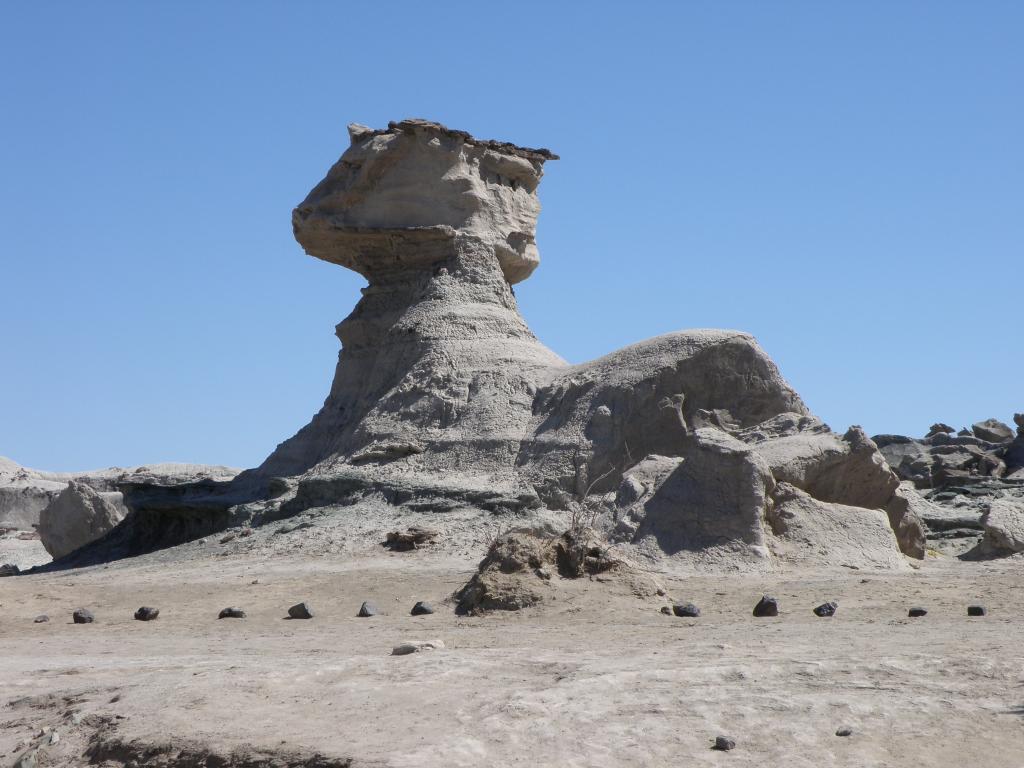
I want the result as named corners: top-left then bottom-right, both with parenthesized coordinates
top-left (752, 595), bottom-right (779, 617)
top-left (410, 601), bottom-right (434, 616)
top-left (908, 607), bottom-right (928, 617)
top-left (926, 423), bottom-right (955, 438)
top-left (712, 735), bottom-right (736, 751)
top-left (835, 726), bottom-right (853, 737)
top-left (672, 602), bottom-right (700, 618)
top-left (218, 607), bottom-right (246, 619)
top-left (357, 601), bottom-right (378, 618)
top-left (813, 601), bottom-right (838, 617)
top-left (287, 602), bottom-right (314, 620)
top-left (134, 606), bottom-right (160, 621)
top-left (219, 532), bottom-right (236, 543)
top-left (967, 605), bottom-right (987, 617)
top-left (34, 615), bottom-right (49, 623)
top-left (72, 608), bottom-right (94, 624)
top-left (660, 606), bottom-right (672, 615)
top-left (0, 563), bottom-right (20, 577)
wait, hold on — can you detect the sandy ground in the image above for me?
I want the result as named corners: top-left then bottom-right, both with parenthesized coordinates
top-left (3, 520), bottom-right (1024, 767)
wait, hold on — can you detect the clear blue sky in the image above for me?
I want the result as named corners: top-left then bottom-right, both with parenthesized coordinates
top-left (1, 2), bottom-right (1021, 471)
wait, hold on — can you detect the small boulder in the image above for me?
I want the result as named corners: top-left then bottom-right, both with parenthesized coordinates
top-left (660, 606), bottom-right (672, 615)
top-left (287, 602), bottom-right (314, 619)
top-left (410, 601), bottom-right (434, 616)
top-left (0, 563), bottom-right (20, 577)
top-left (218, 607), bottom-right (246, 619)
top-left (752, 595), bottom-right (779, 617)
top-left (813, 601), bottom-right (838, 617)
top-left (967, 605), bottom-right (987, 617)
top-left (391, 639), bottom-right (445, 656)
top-left (979, 500), bottom-right (1024, 555)
top-left (134, 606), bottom-right (160, 621)
top-left (358, 601), bottom-right (378, 617)
top-left (38, 481), bottom-right (126, 560)
top-left (908, 607), bottom-right (927, 617)
top-left (926, 423), bottom-right (955, 438)
top-left (835, 726), bottom-right (853, 737)
top-left (72, 608), bottom-right (94, 624)
top-left (972, 418), bottom-right (1014, 444)
top-left (672, 602), bottom-right (700, 618)
top-left (34, 615), bottom-right (49, 623)
top-left (712, 735), bottom-right (736, 751)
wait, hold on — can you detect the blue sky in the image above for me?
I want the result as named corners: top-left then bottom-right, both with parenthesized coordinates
top-left (1, 2), bottom-right (1021, 471)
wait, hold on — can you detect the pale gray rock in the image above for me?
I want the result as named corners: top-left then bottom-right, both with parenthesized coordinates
top-left (767, 484), bottom-right (909, 570)
top-left (749, 424), bottom-right (923, 558)
top-left (629, 429), bottom-right (774, 566)
top-left (64, 118), bottom-right (921, 573)
top-left (978, 499), bottom-right (1024, 555)
top-left (38, 482), bottom-right (126, 560)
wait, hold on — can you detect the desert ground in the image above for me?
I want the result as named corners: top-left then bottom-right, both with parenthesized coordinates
top-left (3, 508), bottom-right (1024, 768)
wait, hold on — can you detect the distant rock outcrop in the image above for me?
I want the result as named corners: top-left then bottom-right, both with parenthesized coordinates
top-left (873, 416), bottom-right (1024, 557)
top-left (0, 456), bottom-right (240, 534)
top-left (65, 119), bottom-right (924, 571)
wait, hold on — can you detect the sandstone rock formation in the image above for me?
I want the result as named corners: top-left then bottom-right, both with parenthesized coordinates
top-left (63, 119), bottom-right (923, 572)
top-left (38, 481), bottom-right (127, 560)
top-left (0, 456), bottom-right (240, 533)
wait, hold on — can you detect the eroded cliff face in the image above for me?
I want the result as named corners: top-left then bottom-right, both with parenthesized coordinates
top-left (49, 119), bottom-right (922, 570)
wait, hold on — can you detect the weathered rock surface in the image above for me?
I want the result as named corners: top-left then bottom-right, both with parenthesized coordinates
top-left (0, 456), bottom-right (240, 534)
top-left (38, 482), bottom-right (126, 560)
top-left (767, 484), bottom-right (908, 570)
top-left (58, 119), bottom-right (923, 574)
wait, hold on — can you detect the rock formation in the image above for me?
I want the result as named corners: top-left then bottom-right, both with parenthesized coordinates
top-left (38, 481), bottom-right (127, 560)
top-left (59, 119), bottom-right (924, 572)
top-left (0, 456), bottom-right (240, 533)
top-left (873, 416), bottom-right (1024, 557)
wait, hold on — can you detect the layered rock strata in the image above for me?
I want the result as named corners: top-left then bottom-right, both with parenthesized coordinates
top-left (56, 119), bottom-right (922, 570)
